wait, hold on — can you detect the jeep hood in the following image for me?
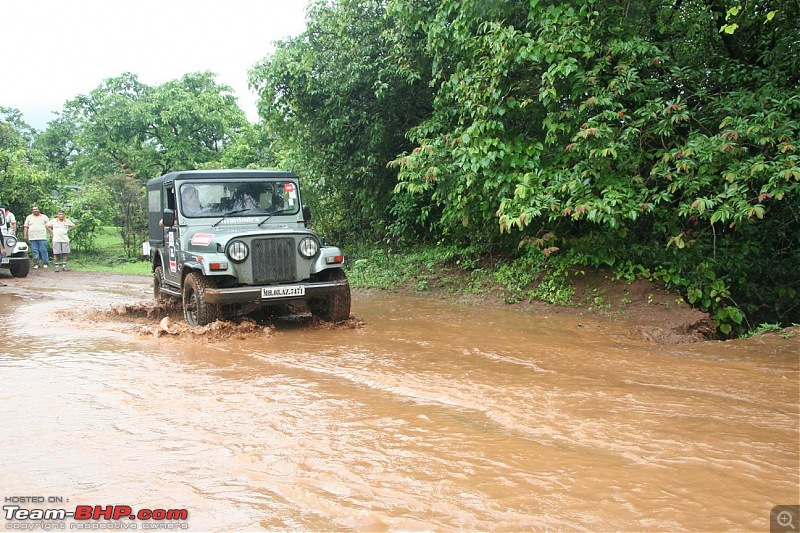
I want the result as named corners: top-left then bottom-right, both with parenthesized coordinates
top-left (185, 226), bottom-right (314, 248)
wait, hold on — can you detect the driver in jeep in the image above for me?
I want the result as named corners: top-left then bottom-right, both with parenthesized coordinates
top-left (181, 185), bottom-right (203, 215)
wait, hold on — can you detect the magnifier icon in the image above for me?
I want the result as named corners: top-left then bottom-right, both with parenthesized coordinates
top-left (778, 510), bottom-right (796, 530)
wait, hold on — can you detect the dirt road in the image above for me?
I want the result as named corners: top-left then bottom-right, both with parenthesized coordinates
top-left (1, 269), bottom-right (797, 531)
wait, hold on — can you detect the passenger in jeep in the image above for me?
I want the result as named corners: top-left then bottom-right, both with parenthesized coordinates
top-left (230, 185), bottom-right (259, 211)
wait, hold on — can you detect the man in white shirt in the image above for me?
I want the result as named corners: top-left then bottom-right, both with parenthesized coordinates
top-left (46, 210), bottom-right (77, 272)
top-left (23, 205), bottom-right (50, 269)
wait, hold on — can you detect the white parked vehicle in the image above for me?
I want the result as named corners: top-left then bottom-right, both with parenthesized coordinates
top-left (0, 213), bottom-right (30, 278)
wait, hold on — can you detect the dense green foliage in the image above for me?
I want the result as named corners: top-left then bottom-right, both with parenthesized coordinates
top-left (1, 0), bottom-right (797, 335)
top-left (0, 107), bottom-right (57, 213)
top-left (374, 0), bottom-right (799, 334)
top-left (57, 72), bottom-right (249, 177)
top-left (249, 0), bottom-right (434, 243)
top-left (250, 0), bottom-right (799, 335)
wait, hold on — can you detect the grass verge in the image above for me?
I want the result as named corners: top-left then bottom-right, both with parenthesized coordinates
top-left (345, 243), bottom-right (577, 305)
top-left (70, 226), bottom-right (150, 275)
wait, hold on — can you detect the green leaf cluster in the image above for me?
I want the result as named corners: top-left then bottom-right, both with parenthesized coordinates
top-left (250, 0), bottom-right (434, 243)
top-left (248, 0), bottom-right (798, 335)
top-left (0, 107), bottom-right (56, 218)
top-left (55, 72), bottom-right (248, 179)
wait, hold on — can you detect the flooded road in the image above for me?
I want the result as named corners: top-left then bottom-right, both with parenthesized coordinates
top-left (1, 272), bottom-right (798, 531)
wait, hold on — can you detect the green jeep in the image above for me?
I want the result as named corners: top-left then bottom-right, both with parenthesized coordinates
top-left (146, 169), bottom-right (351, 326)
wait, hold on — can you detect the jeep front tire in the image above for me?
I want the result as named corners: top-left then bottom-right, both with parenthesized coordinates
top-left (9, 255), bottom-right (30, 278)
top-left (183, 271), bottom-right (220, 327)
top-left (309, 268), bottom-right (351, 323)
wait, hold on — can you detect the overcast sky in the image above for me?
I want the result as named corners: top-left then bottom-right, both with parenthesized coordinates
top-left (0, 0), bottom-right (309, 130)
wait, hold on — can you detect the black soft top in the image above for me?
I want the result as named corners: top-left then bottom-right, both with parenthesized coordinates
top-left (147, 169), bottom-right (297, 191)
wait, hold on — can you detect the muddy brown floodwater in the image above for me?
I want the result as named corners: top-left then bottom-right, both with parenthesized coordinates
top-left (1, 270), bottom-right (797, 532)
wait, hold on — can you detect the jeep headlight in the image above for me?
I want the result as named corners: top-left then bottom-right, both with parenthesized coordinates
top-left (226, 240), bottom-right (249, 263)
top-left (6, 236), bottom-right (16, 248)
top-left (298, 237), bottom-right (319, 259)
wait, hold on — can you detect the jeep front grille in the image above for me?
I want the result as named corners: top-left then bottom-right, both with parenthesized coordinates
top-left (251, 238), bottom-right (297, 283)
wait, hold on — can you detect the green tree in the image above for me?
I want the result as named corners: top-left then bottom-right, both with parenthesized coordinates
top-left (211, 121), bottom-right (279, 170)
top-left (388, 0), bottom-right (535, 244)
top-left (144, 72), bottom-right (248, 174)
top-left (388, 0), bottom-right (799, 333)
top-left (34, 114), bottom-right (81, 173)
top-left (106, 173), bottom-right (147, 259)
top-left (0, 107), bottom-right (58, 216)
top-left (250, 0), bottom-right (434, 243)
top-left (62, 72), bottom-right (152, 178)
top-left (51, 72), bottom-right (248, 182)
top-left (60, 180), bottom-right (115, 253)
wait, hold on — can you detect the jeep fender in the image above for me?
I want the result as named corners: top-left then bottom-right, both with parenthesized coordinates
top-left (151, 249), bottom-right (163, 272)
top-left (181, 260), bottom-right (204, 279)
top-left (311, 246), bottom-right (346, 274)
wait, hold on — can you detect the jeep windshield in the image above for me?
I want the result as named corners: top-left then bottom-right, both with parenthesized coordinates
top-left (179, 180), bottom-right (299, 219)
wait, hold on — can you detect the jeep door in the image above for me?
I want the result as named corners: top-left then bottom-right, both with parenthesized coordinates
top-left (162, 185), bottom-right (183, 287)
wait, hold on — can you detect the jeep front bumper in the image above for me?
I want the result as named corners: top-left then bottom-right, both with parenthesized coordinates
top-left (1, 253), bottom-right (29, 266)
top-left (201, 279), bottom-right (349, 305)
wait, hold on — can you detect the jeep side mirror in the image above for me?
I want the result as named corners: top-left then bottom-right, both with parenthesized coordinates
top-left (302, 206), bottom-right (312, 224)
top-left (162, 209), bottom-right (175, 227)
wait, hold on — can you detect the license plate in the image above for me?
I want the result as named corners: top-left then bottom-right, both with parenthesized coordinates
top-left (1, 258), bottom-right (8, 264)
top-left (261, 286), bottom-right (305, 299)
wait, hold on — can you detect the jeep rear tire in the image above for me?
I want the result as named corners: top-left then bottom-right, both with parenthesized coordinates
top-left (309, 268), bottom-right (351, 323)
top-left (9, 255), bottom-right (30, 278)
top-left (183, 271), bottom-right (220, 327)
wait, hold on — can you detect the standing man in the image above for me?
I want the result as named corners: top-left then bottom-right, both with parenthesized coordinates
top-left (46, 210), bottom-right (76, 272)
top-left (23, 205), bottom-right (50, 269)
